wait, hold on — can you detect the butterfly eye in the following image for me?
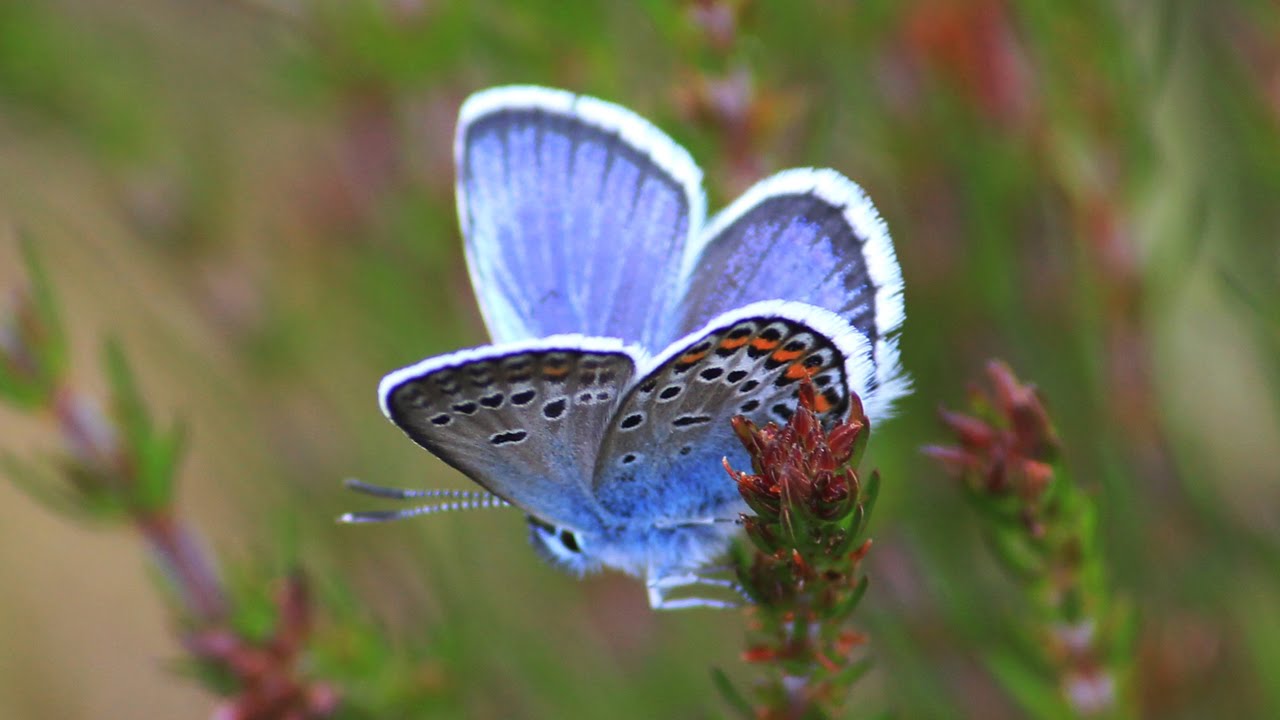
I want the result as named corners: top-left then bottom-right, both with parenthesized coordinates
top-left (526, 516), bottom-right (584, 553)
top-left (525, 516), bottom-right (592, 571)
top-left (559, 529), bottom-right (582, 553)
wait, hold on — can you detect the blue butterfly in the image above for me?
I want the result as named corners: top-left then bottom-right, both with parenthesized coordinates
top-left (349, 86), bottom-right (908, 609)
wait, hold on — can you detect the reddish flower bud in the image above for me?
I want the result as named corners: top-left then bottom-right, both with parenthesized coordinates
top-left (987, 360), bottom-right (1057, 460)
top-left (850, 539), bottom-right (873, 563)
top-left (835, 629), bottom-right (868, 654)
top-left (726, 378), bottom-right (879, 715)
top-left (826, 424), bottom-right (859, 465)
top-left (920, 444), bottom-right (977, 474)
top-left (930, 361), bottom-right (1060, 506)
top-left (742, 645), bottom-right (778, 663)
top-left (938, 407), bottom-right (996, 449)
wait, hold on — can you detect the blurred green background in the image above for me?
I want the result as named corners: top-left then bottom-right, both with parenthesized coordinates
top-left (1, 0), bottom-right (1277, 717)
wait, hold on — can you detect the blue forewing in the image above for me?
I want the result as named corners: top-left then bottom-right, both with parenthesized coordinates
top-left (457, 86), bottom-right (705, 354)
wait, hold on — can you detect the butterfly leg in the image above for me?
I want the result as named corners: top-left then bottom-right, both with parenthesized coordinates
top-left (646, 572), bottom-right (749, 610)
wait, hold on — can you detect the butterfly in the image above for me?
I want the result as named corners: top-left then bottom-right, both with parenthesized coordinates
top-left (347, 86), bottom-right (908, 610)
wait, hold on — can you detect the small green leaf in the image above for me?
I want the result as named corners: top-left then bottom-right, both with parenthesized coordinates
top-left (860, 470), bottom-right (881, 523)
top-left (831, 574), bottom-right (870, 619)
top-left (103, 338), bottom-right (152, 460)
top-left (1, 452), bottom-right (86, 520)
top-left (986, 648), bottom-right (1074, 720)
top-left (62, 461), bottom-right (131, 519)
top-left (985, 525), bottom-right (1045, 581)
top-left (833, 509), bottom-right (865, 556)
top-left (0, 239), bottom-right (69, 409)
top-left (0, 352), bottom-right (37, 407)
top-left (135, 417), bottom-right (185, 511)
top-left (100, 338), bottom-right (185, 513)
top-left (710, 667), bottom-right (754, 719)
top-left (21, 237), bottom-right (68, 392)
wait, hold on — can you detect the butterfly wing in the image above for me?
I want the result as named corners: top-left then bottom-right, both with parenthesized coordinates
top-left (457, 86), bottom-right (705, 352)
top-left (592, 301), bottom-right (871, 526)
top-left (379, 336), bottom-right (644, 530)
top-left (669, 169), bottom-right (907, 420)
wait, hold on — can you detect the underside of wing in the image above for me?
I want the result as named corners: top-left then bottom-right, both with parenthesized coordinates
top-left (457, 86), bottom-right (705, 352)
top-left (592, 301), bottom-right (870, 525)
top-left (380, 336), bottom-right (644, 530)
top-left (671, 169), bottom-right (907, 419)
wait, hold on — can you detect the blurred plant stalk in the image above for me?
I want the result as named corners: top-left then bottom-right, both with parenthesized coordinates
top-left (924, 361), bottom-right (1136, 719)
top-left (674, 0), bottom-right (786, 197)
top-left (717, 382), bottom-right (879, 719)
top-left (0, 242), bottom-right (338, 720)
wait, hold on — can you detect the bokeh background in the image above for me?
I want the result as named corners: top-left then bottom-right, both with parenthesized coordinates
top-left (1, 0), bottom-right (1278, 717)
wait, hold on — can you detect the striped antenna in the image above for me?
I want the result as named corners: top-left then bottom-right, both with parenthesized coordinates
top-left (654, 516), bottom-right (744, 529)
top-left (339, 478), bottom-right (511, 524)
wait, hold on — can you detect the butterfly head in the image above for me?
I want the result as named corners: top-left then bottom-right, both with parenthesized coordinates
top-left (523, 510), bottom-right (744, 581)
top-left (524, 515), bottom-right (601, 575)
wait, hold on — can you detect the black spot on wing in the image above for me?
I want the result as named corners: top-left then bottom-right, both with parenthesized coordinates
top-left (698, 367), bottom-right (724, 381)
top-left (774, 372), bottom-right (801, 388)
top-left (490, 430), bottom-right (528, 445)
top-left (543, 398), bottom-right (567, 419)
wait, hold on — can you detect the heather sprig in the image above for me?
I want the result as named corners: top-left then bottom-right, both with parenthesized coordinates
top-left (717, 381), bottom-right (879, 719)
top-left (924, 360), bottom-right (1135, 719)
top-left (0, 239), bottom-right (67, 410)
top-left (1, 243), bottom-right (340, 719)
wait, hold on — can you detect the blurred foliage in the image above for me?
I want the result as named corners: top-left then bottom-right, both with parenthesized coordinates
top-left (1, 0), bottom-right (1278, 717)
top-left (0, 240), bottom-right (66, 409)
top-left (928, 361), bottom-right (1136, 719)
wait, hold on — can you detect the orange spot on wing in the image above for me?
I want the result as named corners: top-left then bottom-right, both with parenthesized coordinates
top-left (813, 392), bottom-right (833, 413)
top-left (719, 336), bottom-right (750, 350)
top-left (750, 338), bottom-right (780, 351)
top-left (771, 349), bottom-right (804, 362)
top-left (785, 363), bottom-right (817, 380)
top-left (543, 365), bottom-right (571, 377)
top-left (678, 350), bottom-right (708, 365)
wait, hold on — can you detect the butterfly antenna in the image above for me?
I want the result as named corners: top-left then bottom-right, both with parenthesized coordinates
top-left (339, 478), bottom-right (510, 524)
top-left (344, 478), bottom-right (501, 501)
top-left (654, 516), bottom-right (745, 529)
